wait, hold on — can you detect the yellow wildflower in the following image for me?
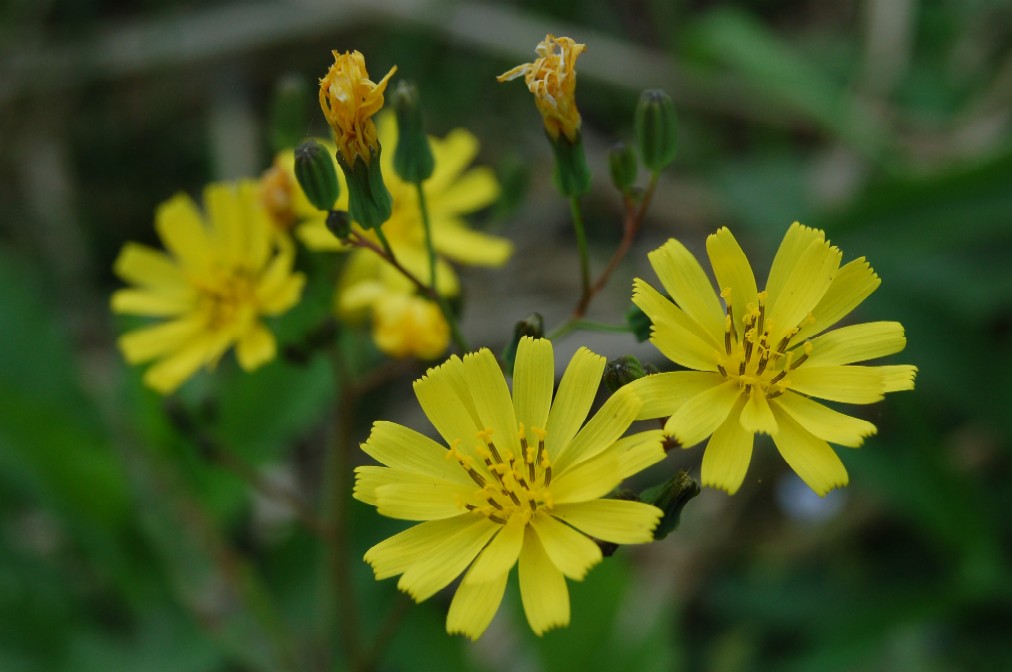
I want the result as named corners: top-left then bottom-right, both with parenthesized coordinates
top-left (319, 50), bottom-right (396, 167)
top-left (371, 292), bottom-right (450, 360)
top-left (627, 223), bottom-right (917, 496)
top-left (355, 337), bottom-right (665, 639)
top-left (111, 181), bottom-right (305, 394)
top-left (497, 34), bottom-right (586, 142)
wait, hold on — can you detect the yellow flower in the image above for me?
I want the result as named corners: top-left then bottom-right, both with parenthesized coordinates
top-left (111, 181), bottom-right (305, 394)
top-left (627, 223), bottom-right (917, 496)
top-left (371, 292), bottom-right (450, 360)
top-left (355, 337), bottom-right (665, 639)
top-left (275, 114), bottom-right (511, 316)
top-left (319, 50), bottom-right (397, 167)
top-left (497, 34), bottom-right (586, 142)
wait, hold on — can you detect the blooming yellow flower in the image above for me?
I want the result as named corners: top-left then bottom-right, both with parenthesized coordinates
top-left (371, 292), bottom-right (450, 360)
top-left (111, 181), bottom-right (305, 394)
top-left (497, 34), bottom-right (586, 142)
top-left (627, 223), bottom-right (917, 496)
top-left (355, 337), bottom-right (665, 639)
top-left (270, 115), bottom-right (511, 317)
top-left (318, 50), bottom-right (396, 167)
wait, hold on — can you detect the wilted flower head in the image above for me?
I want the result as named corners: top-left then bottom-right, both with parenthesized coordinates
top-left (319, 50), bottom-right (397, 167)
top-left (497, 34), bottom-right (586, 142)
top-left (627, 223), bottom-right (917, 496)
top-left (111, 182), bottom-right (305, 393)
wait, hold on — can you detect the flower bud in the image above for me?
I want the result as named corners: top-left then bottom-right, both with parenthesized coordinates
top-left (548, 133), bottom-right (591, 198)
top-left (608, 142), bottom-right (638, 194)
top-left (501, 313), bottom-right (544, 371)
top-left (639, 470), bottom-right (700, 540)
top-left (392, 81), bottom-right (435, 183)
top-left (337, 149), bottom-right (393, 230)
top-left (325, 209), bottom-right (352, 240)
top-left (625, 302), bottom-right (653, 342)
top-left (634, 89), bottom-right (678, 173)
top-left (293, 140), bottom-right (340, 211)
top-left (603, 355), bottom-right (647, 393)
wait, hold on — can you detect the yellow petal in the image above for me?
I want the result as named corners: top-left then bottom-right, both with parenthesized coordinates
top-left (550, 450), bottom-right (623, 504)
top-left (447, 566), bottom-right (509, 640)
top-left (739, 384), bottom-right (778, 435)
top-left (203, 182), bottom-right (245, 267)
top-left (140, 333), bottom-right (219, 394)
top-left (765, 236), bottom-right (841, 345)
top-left (633, 279), bottom-right (721, 371)
top-left (364, 515), bottom-right (476, 580)
top-left (701, 398), bottom-right (753, 494)
top-left (881, 364), bottom-right (917, 392)
top-left (647, 238), bottom-right (725, 341)
top-left (624, 371), bottom-right (725, 420)
top-left (235, 322), bottom-right (276, 371)
top-left (397, 517), bottom-right (500, 601)
top-left (117, 317), bottom-right (203, 364)
top-left (789, 365), bottom-right (896, 404)
top-left (296, 215), bottom-right (346, 251)
top-left (432, 221), bottom-right (514, 267)
top-left (614, 430), bottom-right (666, 478)
top-left (361, 421), bottom-right (470, 483)
top-left (805, 321), bottom-right (907, 367)
top-left (705, 227), bottom-right (758, 336)
top-left (764, 222), bottom-right (822, 305)
top-left (463, 349), bottom-right (519, 453)
top-left (770, 406), bottom-right (848, 496)
top-left (665, 379), bottom-right (742, 447)
top-left (531, 512), bottom-right (602, 580)
top-left (426, 128), bottom-right (480, 191)
top-left (373, 474), bottom-right (474, 521)
top-left (518, 526), bottom-right (570, 636)
top-left (413, 355), bottom-right (483, 447)
top-left (512, 337), bottom-right (554, 431)
top-left (772, 391), bottom-right (877, 447)
top-left (796, 257), bottom-right (880, 340)
top-left (551, 499), bottom-right (662, 545)
top-left (463, 514), bottom-right (525, 583)
top-left (154, 193), bottom-right (212, 272)
top-left (113, 243), bottom-right (186, 291)
top-left (352, 465), bottom-right (385, 505)
top-left (111, 289), bottom-right (191, 316)
top-left (544, 347), bottom-right (605, 459)
top-left (552, 388), bottom-right (640, 473)
top-left (429, 166), bottom-right (500, 216)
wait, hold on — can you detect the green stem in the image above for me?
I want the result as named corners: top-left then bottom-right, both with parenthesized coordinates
top-left (570, 196), bottom-right (592, 302)
top-left (546, 318), bottom-right (632, 341)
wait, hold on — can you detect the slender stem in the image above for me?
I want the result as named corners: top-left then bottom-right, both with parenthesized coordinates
top-left (571, 172), bottom-right (660, 319)
top-left (546, 318), bottom-right (631, 341)
top-left (569, 195), bottom-right (592, 302)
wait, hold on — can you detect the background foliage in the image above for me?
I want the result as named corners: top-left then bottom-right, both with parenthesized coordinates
top-left (1, 0), bottom-right (1010, 670)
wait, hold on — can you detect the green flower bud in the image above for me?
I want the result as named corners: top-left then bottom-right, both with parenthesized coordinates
top-left (634, 89), bottom-right (678, 173)
top-left (639, 470), bottom-right (700, 540)
top-left (608, 142), bottom-right (638, 194)
top-left (325, 210), bottom-right (352, 240)
top-left (603, 355), bottom-right (647, 393)
top-left (501, 313), bottom-right (545, 372)
top-left (392, 81), bottom-right (435, 183)
top-left (336, 148), bottom-right (393, 230)
top-left (548, 132), bottom-right (591, 197)
top-left (625, 302), bottom-right (653, 342)
top-left (294, 140), bottom-right (340, 212)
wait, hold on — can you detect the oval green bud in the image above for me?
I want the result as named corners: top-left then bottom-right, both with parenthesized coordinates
top-left (501, 313), bottom-right (545, 372)
top-left (634, 89), bottom-right (678, 173)
top-left (337, 148), bottom-right (393, 230)
top-left (549, 132), bottom-right (591, 197)
top-left (325, 209), bottom-right (352, 240)
top-left (294, 140), bottom-right (340, 211)
top-left (608, 142), bottom-right (638, 194)
top-left (603, 355), bottom-right (647, 393)
top-left (392, 81), bottom-right (435, 183)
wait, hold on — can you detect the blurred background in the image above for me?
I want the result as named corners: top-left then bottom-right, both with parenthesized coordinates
top-left (1, 0), bottom-right (1010, 670)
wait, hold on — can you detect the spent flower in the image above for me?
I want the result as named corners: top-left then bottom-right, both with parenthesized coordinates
top-left (627, 223), bottom-right (917, 495)
top-left (111, 181), bottom-right (305, 393)
top-left (355, 337), bottom-right (665, 639)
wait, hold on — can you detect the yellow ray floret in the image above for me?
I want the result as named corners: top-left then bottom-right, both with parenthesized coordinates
top-left (355, 337), bottom-right (665, 639)
top-left (319, 50), bottom-right (396, 167)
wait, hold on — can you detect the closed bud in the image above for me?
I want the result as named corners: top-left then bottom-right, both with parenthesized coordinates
top-left (294, 140), bottom-right (340, 211)
top-left (501, 313), bottom-right (545, 372)
top-left (608, 142), bottom-right (638, 194)
top-left (337, 148), bottom-right (393, 230)
top-left (392, 81), bottom-right (435, 183)
top-left (325, 209), bottom-right (352, 240)
top-left (634, 89), bottom-right (678, 173)
top-left (603, 355), bottom-right (647, 393)
top-left (639, 470), bottom-right (700, 540)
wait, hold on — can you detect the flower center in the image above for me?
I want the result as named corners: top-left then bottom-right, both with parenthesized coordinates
top-left (448, 424), bottom-right (553, 525)
top-left (717, 289), bottom-right (813, 399)
top-left (196, 272), bottom-right (258, 331)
